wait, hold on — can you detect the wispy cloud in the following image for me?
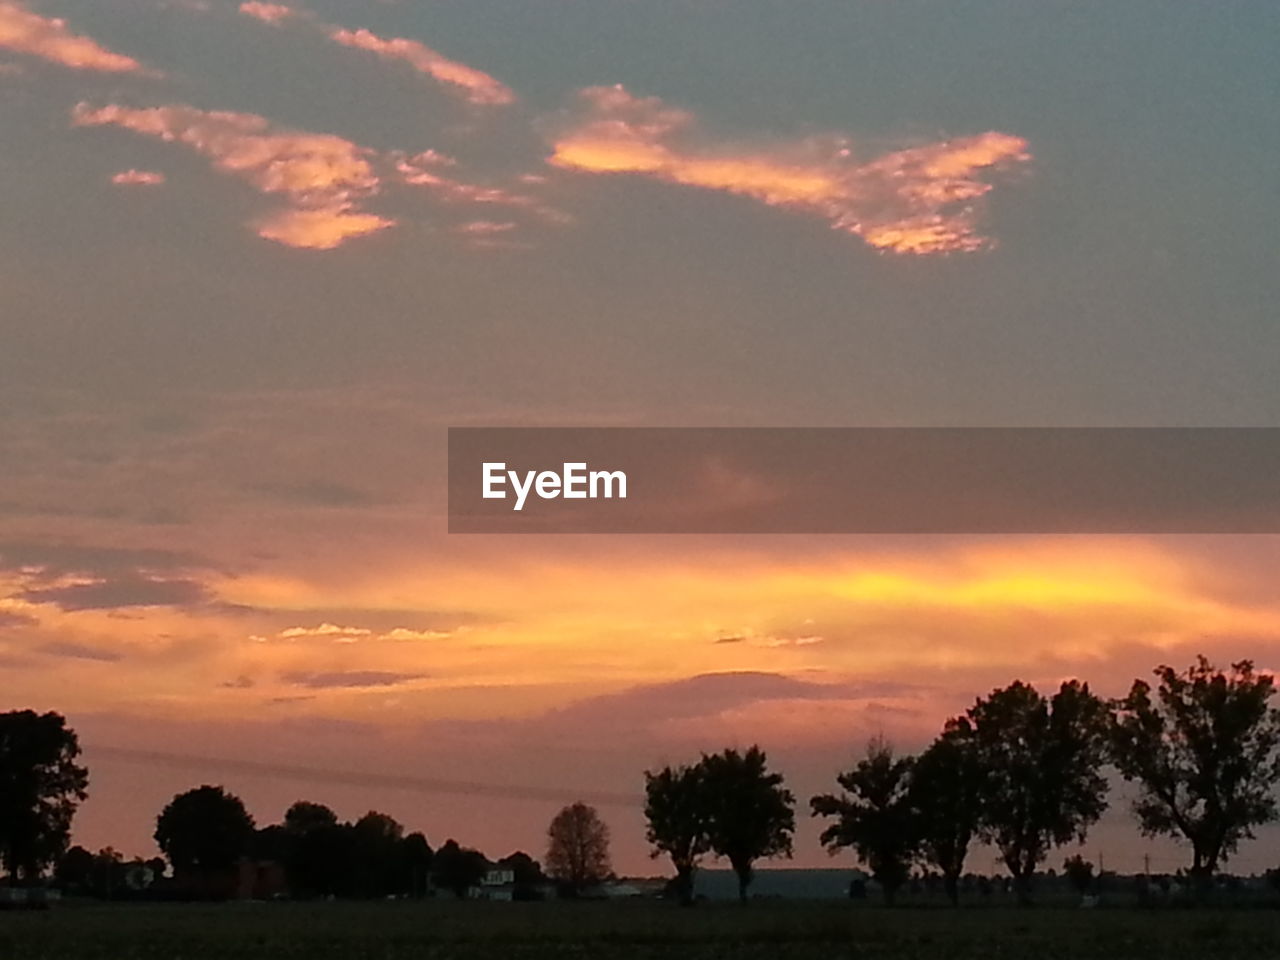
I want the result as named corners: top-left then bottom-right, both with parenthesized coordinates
top-left (73, 102), bottom-right (393, 249)
top-left (549, 85), bottom-right (1031, 254)
top-left (281, 669), bottom-right (425, 689)
top-left (111, 168), bottom-right (165, 186)
top-left (328, 27), bottom-right (514, 106)
top-left (235, 2), bottom-right (512, 106)
top-left (0, 1), bottom-right (145, 73)
top-left (237, 1), bottom-right (295, 25)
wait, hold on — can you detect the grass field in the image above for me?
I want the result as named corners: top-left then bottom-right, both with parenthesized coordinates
top-left (2, 900), bottom-right (1278, 959)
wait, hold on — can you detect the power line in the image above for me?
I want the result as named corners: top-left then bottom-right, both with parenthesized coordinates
top-left (86, 745), bottom-right (643, 809)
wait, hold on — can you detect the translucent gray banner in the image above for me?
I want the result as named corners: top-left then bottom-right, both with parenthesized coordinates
top-left (448, 428), bottom-right (1280, 533)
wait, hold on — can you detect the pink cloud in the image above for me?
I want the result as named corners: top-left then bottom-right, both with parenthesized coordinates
top-left (237, 2), bottom-right (295, 25)
top-left (111, 169), bottom-right (165, 186)
top-left (74, 102), bottom-right (393, 249)
top-left (0, 1), bottom-right (145, 72)
top-left (328, 27), bottom-right (514, 106)
top-left (550, 85), bottom-right (1031, 255)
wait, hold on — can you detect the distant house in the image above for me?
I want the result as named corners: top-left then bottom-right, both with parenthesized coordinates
top-left (468, 868), bottom-right (517, 901)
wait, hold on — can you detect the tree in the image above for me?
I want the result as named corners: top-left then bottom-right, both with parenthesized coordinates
top-left (400, 832), bottom-right (434, 899)
top-left (155, 785), bottom-right (255, 881)
top-left (1062, 854), bottom-right (1095, 895)
top-left (700, 746), bottom-right (795, 902)
top-left (431, 839), bottom-right (487, 898)
top-left (284, 800), bottom-right (339, 835)
top-left (350, 811), bottom-right (405, 898)
top-left (967, 680), bottom-right (1110, 904)
top-left (644, 763), bottom-right (710, 905)
top-left (910, 724), bottom-right (984, 905)
top-left (0, 710), bottom-right (89, 881)
top-left (811, 737), bottom-right (917, 905)
top-left (497, 850), bottom-right (545, 900)
top-left (546, 802), bottom-right (612, 896)
top-left (1111, 657), bottom-right (1280, 886)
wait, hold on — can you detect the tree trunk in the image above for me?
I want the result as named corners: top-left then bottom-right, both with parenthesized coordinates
top-left (1013, 868), bottom-right (1033, 906)
top-left (944, 872), bottom-right (959, 907)
top-left (676, 865), bottom-right (696, 906)
top-left (732, 859), bottom-right (752, 903)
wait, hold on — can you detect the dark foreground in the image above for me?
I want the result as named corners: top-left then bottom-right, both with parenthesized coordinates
top-left (2, 900), bottom-right (1278, 959)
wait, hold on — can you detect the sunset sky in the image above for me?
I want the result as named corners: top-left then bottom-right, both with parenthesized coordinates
top-left (3, 0), bottom-right (1280, 876)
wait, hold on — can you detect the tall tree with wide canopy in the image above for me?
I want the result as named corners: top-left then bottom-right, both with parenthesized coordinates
top-left (811, 737), bottom-right (917, 904)
top-left (700, 746), bottom-right (795, 902)
top-left (644, 763), bottom-right (711, 905)
top-left (154, 785), bottom-right (255, 881)
top-left (1111, 656), bottom-right (1280, 885)
top-left (546, 801), bottom-right (612, 896)
top-left (967, 680), bottom-right (1110, 904)
top-left (0, 710), bottom-right (89, 881)
top-left (910, 723), bottom-right (984, 905)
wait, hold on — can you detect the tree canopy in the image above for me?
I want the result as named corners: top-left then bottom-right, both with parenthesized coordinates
top-left (811, 737), bottom-right (917, 904)
top-left (155, 785), bottom-right (256, 877)
top-left (0, 709), bottom-right (89, 881)
top-left (1111, 656), bottom-right (1280, 882)
top-left (644, 763), bottom-right (711, 905)
top-left (966, 680), bottom-right (1110, 903)
top-left (546, 802), bottom-right (612, 896)
top-left (700, 746), bottom-right (795, 902)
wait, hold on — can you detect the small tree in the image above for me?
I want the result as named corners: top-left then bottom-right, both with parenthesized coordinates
top-left (967, 680), bottom-right (1110, 904)
top-left (910, 725), bottom-right (983, 905)
top-left (546, 802), bottom-right (612, 896)
top-left (0, 710), bottom-right (89, 881)
top-left (431, 839), bottom-right (488, 898)
top-left (811, 737), bottom-right (917, 905)
top-left (644, 763), bottom-right (710, 905)
top-left (701, 746), bottom-right (795, 902)
top-left (154, 785), bottom-right (255, 883)
top-left (1111, 657), bottom-right (1280, 887)
top-left (1063, 854), bottom-right (1095, 896)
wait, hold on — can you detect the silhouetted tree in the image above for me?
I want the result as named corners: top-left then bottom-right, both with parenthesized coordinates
top-left (1063, 854), bottom-right (1095, 895)
top-left (700, 746), bottom-right (795, 902)
top-left (546, 802), bottom-right (612, 896)
top-left (967, 681), bottom-right (1110, 904)
top-left (0, 710), bottom-right (89, 881)
top-left (155, 785), bottom-right (255, 885)
top-left (350, 811), bottom-right (405, 898)
top-left (284, 800), bottom-right (339, 835)
top-left (400, 832), bottom-right (434, 898)
top-left (431, 839), bottom-right (487, 898)
top-left (1111, 657), bottom-right (1280, 888)
top-left (644, 763), bottom-right (710, 905)
top-left (811, 737), bottom-right (917, 905)
top-left (911, 724), bottom-right (984, 905)
top-left (54, 845), bottom-right (95, 893)
top-left (497, 850), bottom-right (545, 900)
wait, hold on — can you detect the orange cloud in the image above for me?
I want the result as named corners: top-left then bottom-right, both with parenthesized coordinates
top-left (329, 27), bottom-right (514, 106)
top-left (0, 1), bottom-right (145, 72)
top-left (549, 85), bottom-right (1031, 254)
top-left (73, 102), bottom-right (393, 249)
top-left (237, 2), bottom-right (295, 24)
top-left (111, 169), bottom-right (165, 186)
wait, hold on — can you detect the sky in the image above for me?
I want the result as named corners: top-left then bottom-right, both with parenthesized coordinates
top-left (2, 0), bottom-right (1280, 877)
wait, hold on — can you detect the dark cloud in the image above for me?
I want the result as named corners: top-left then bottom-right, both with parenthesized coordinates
top-left (20, 576), bottom-right (212, 611)
top-left (0, 609), bottom-right (37, 628)
top-left (0, 541), bottom-right (211, 580)
top-left (38, 641), bottom-right (123, 663)
top-left (281, 670), bottom-right (426, 689)
top-left (249, 480), bottom-right (382, 508)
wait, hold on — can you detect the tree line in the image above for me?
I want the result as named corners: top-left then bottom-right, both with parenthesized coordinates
top-left (642, 656), bottom-right (1280, 904)
top-left (3, 655), bottom-right (1280, 905)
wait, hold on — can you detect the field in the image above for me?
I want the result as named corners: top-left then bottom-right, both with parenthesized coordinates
top-left (2, 900), bottom-right (1279, 959)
